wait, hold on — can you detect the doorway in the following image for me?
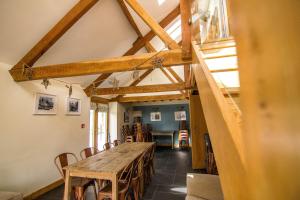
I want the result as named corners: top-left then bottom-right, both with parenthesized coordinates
top-left (89, 105), bottom-right (108, 150)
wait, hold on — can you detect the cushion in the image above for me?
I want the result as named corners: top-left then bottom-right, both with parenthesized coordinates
top-left (186, 173), bottom-right (223, 200)
top-left (0, 191), bottom-right (23, 200)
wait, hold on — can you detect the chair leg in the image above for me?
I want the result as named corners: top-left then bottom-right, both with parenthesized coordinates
top-left (97, 193), bottom-right (104, 200)
top-left (132, 181), bottom-right (139, 200)
top-left (74, 186), bottom-right (85, 200)
top-left (93, 183), bottom-right (98, 199)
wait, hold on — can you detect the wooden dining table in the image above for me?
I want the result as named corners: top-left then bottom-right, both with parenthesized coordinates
top-left (63, 142), bottom-right (155, 200)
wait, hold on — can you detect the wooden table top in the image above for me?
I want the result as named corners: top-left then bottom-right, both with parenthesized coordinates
top-left (64, 142), bottom-right (154, 176)
top-left (151, 131), bottom-right (175, 136)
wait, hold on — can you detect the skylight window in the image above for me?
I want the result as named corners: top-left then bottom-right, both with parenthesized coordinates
top-left (157, 0), bottom-right (166, 6)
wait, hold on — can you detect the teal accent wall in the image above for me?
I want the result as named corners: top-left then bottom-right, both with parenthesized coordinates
top-left (133, 104), bottom-right (190, 146)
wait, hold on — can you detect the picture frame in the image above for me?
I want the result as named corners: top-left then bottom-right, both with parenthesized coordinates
top-left (34, 93), bottom-right (57, 115)
top-left (174, 111), bottom-right (186, 121)
top-left (150, 112), bottom-right (161, 121)
top-left (124, 111), bottom-right (129, 123)
top-left (66, 97), bottom-right (81, 115)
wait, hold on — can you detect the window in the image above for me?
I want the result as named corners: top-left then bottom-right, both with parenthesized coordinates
top-left (89, 104), bottom-right (108, 150)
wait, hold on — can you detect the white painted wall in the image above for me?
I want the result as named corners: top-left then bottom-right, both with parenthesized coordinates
top-left (108, 102), bottom-right (118, 142)
top-left (0, 63), bottom-right (90, 196)
top-left (109, 102), bottom-right (131, 142)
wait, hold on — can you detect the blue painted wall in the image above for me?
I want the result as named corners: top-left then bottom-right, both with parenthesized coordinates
top-left (133, 104), bottom-right (190, 146)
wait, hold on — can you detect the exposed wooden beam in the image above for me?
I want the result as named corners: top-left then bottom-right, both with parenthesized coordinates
top-left (116, 94), bottom-right (187, 103)
top-left (201, 44), bottom-right (236, 51)
top-left (145, 43), bottom-right (184, 83)
top-left (10, 49), bottom-right (190, 81)
top-left (124, 5), bottom-right (180, 55)
top-left (166, 67), bottom-right (183, 83)
top-left (204, 54), bottom-right (237, 60)
top-left (11, 0), bottom-right (99, 70)
top-left (114, 69), bottom-right (154, 100)
top-left (180, 0), bottom-right (192, 59)
top-left (210, 68), bottom-right (238, 73)
top-left (95, 83), bottom-right (186, 95)
top-left (84, 73), bottom-right (112, 96)
top-left (125, 0), bottom-right (180, 50)
top-left (184, 64), bottom-right (191, 87)
top-left (84, 5), bottom-right (180, 96)
top-left (91, 96), bottom-right (109, 104)
top-left (160, 68), bottom-right (176, 83)
top-left (117, 0), bottom-right (142, 37)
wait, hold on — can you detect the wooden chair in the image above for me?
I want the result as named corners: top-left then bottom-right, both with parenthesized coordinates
top-left (179, 130), bottom-right (189, 148)
top-left (97, 162), bottom-right (134, 200)
top-left (103, 143), bottom-right (112, 151)
top-left (80, 147), bottom-right (100, 159)
top-left (126, 136), bottom-right (134, 143)
top-left (143, 145), bottom-right (155, 185)
top-left (113, 140), bottom-right (121, 147)
top-left (54, 153), bottom-right (97, 200)
top-left (130, 153), bottom-right (145, 200)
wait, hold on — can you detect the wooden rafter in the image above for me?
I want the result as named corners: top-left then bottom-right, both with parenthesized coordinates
top-left (117, 0), bottom-right (143, 37)
top-left (210, 68), bottom-right (238, 73)
top-left (91, 96), bottom-right (109, 104)
top-left (160, 68), bottom-right (175, 83)
top-left (11, 0), bottom-right (99, 71)
top-left (84, 5), bottom-right (180, 96)
top-left (184, 64), bottom-right (191, 87)
top-left (124, 5), bottom-right (180, 55)
top-left (180, 0), bottom-right (192, 88)
top-left (10, 49), bottom-right (190, 81)
top-left (125, 0), bottom-right (180, 50)
top-left (180, 0), bottom-right (192, 59)
top-left (84, 73), bottom-right (112, 96)
top-left (144, 42), bottom-right (184, 83)
top-left (115, 94), bottom-right (187, 103)
top-left (95, 83), bottom-right (186, 95)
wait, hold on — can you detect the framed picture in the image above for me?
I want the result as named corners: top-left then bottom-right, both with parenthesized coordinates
top-left (34, 93), bottom-right (57, 115)
top-left (124, 111), bottom-right (129, 123)
top-left (150, 112), bottom-right (161, 121)
top-left (174, 111), bottom-right (186, 121)
top-left (66, 97), bottom-right (81, 115)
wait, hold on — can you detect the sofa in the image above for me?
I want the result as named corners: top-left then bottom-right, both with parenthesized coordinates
top-left (0, 191), bottom-right (23, 200)
top-left (186, 173), bottom-right (223, 200)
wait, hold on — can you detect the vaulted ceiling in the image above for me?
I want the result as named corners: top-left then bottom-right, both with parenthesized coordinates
top-left (0, 0), bottom-right (239, 102)
top-left (0, 0), bottom-right (182, 91)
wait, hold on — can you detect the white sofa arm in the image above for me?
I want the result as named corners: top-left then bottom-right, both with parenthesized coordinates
top-left (186, 173), bottom-right (223, 200)
top-left (0, 191), bottom-right (23, 200)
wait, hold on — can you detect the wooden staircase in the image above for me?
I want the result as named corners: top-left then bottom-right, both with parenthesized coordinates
top-left (191, 39), bottom-right (245, 200)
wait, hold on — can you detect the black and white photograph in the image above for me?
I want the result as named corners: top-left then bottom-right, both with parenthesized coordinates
top-left (174, 111), bottom-right (186, 121)
top-left (150, 112), bottom-right (161, 121)
top-left (66, 97), bottom-right (81, 115)
top-left (34, 93), bottom-right (57, 115)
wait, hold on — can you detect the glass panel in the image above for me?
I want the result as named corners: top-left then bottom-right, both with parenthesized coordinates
top-left (89, 110), bottom-right (95, 147)
top-left (97, 111), bottom-right (107, 150)
top-left (212, 71), bottom-right (240, 88)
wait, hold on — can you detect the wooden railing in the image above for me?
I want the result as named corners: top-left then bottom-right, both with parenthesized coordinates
top-left (192, 41), bottom-right (246, 199)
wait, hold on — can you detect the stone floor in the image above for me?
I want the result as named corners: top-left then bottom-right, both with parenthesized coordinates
top-left (36, 147), bottom-right (203, 200)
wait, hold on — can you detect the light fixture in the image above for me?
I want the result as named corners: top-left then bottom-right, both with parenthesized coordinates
top-left (151, 56), bottom-right (164, 69)
top-left (132, 69), bottom-right (140, 81)
top-left (108, 77), bottom-right (119, 90)
top-left (41, 78), bottom-right (50, 89)
top-left (22, 63), bottom-right (33, 80)
top-left (66, 84), bottom-right (72, 97)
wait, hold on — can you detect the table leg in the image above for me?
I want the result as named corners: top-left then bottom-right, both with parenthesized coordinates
top-left (63, 170), bottom-right (71, 200)
top-left (172, 135), bottom-right (174, 149)
top-left (112, 174), bottom-right (118, 200)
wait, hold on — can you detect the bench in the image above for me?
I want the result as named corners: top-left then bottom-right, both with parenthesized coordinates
top-left (0, 191), bottom-right (23, 200)
top-left (186, 173), bottom-right (223, 200)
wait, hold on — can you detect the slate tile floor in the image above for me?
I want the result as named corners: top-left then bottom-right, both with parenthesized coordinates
top-left (37, 147), bottom-right (203, 200)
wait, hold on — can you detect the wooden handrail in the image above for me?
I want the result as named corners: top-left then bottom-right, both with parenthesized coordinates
top-left (192, 41), bottom-right (246, 199)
